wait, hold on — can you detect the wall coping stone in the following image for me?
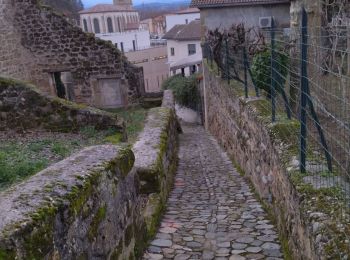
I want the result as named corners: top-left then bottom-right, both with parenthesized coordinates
top-left (0, 145), bottom-right (131, 233)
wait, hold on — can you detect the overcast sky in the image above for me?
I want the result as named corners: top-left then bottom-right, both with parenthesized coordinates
top-left (82, 0), bottom-right (158, 7)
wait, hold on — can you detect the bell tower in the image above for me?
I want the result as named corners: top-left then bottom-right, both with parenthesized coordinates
top-left (113, 0), bottom-right (133, 9)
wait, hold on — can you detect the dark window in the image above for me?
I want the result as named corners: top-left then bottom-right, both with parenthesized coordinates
top-left (93, 18), bottom-right (100, 34)
top-left (188, 44), bottom-right (196, 56)
top-left (171, 47), bottom-right (175, 56)
top-left (115, 43), bottom-right (118, 49)
top-left (83, 19), bottom-right (88, 32)
top-left (133, 40), bottom-right (136, 51)
top-left (120, 42), bottom-right (124, 53)
top-left (107, 17), bottom-right (113, 33)
top-left (53, 72), bottom-right (66, 99)
top-left (185, 19), bottom-right (188, 24)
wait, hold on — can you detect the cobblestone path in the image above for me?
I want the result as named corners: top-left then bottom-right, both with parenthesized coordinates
top-left (143, 124), bottom-right (283, 260)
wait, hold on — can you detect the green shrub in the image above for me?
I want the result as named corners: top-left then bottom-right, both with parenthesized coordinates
top-left (162, 74), bottom-right (200, 108)
top-left (251, 48), bottom-right (289, 97)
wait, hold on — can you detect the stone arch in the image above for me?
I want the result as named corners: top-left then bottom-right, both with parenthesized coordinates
top-left (107, 17), bottom-right (113, 33)
top-left (93, 18), bottom-right (100, 34)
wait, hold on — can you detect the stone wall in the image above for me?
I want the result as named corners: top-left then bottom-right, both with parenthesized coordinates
top-left (0, 145), bottom-right (140, 259)
top-left (0, 90), bottom-right (180, 259)
top-left (0, 0), bottom-right (143, 108)
top-left (133, 89), bottom-right (180, 239)
top-left (202, 63), bottom-right (350, 259)
top-left (0, 77), bottom-right (125, 134)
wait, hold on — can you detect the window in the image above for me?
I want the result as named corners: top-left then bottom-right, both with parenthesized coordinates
top-left (83, 19), bottom-right (88, 32)
top-left (170, 47), bottom-right (175, 56)
top-left (107, 17), bottom-right (113, 33)
top-left (115, 43), bottom-right (118, 49)
top-left (93, 18), bottom-right (100, 34)
top-left (185, 19), bottom-right (188, 24)
top-left (120, 42), bottom-right (124, 53)
top-left (188, 44), bottom-right (196, 56)
top-left (133, 40), bottom-right (136, 51)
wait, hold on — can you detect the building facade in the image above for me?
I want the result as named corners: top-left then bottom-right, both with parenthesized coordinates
top-left (79, 0), bottom-right (169, 93)
top-left (125, 46), bottom-right (169, 93)
top-left (191, 0), bottom-right (290, 31)
top-left (165, 8), bottom-right (200, 32)
top-left (164, 20), bottom-right (202, 76)
top-left (79, 4), bottom-right (152, 52)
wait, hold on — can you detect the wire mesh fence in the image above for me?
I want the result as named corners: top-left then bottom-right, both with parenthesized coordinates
top-left (202, 8), bottom-right (350, 216)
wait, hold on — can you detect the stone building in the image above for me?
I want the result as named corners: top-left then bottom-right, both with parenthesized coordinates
top-left (0, 0), bottom-right (143, 108)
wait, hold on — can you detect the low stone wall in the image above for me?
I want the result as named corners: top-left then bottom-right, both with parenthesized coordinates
top-left (0, 90), bottom-right (179, 259)
top-left (0, 77), bottom-right (125, 134)
top-left (0, 145), bottom-right (141, 259)
top-left (133, 89), bottom-right (179, 239)
top-left (203, 63), bottom-right (349, 259)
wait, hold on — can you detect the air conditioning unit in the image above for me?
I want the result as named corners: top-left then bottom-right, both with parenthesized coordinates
top-left (259, 16), bottom-right (273, 28)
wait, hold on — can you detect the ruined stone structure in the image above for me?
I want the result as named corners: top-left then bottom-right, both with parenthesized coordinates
top-left (0, 77), bottom-right (125, 133)
top-left (0, 90), bottom-right (179, 259)
top-left (0, 0), bottom-right (143, 108)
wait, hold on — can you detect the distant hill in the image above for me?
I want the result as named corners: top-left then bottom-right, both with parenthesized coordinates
top-left (135, 0), bottom-right (191, 20)
top-left (42, 0), bottom-right (84, 20)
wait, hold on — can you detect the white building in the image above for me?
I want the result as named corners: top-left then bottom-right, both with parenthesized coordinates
top-left (163, 20), bottom-right (202, 76)
top-left (79, 0), bottom-right (150, 52)
top-left (79, 0), bottom-right (169, 93)
top-left (165, 8), bottom-right (200, 33)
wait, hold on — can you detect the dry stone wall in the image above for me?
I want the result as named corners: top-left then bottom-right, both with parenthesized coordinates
top-left (133, 90), bottom-right (180, 239)
top-left (0, 90), bottom-right (180, 259)
top-left (203, 63), bottom-right (349, 259)
top-left (0, 77), bottom-right (125, 133)
top-left (0, 0), bottom-right (143, 108)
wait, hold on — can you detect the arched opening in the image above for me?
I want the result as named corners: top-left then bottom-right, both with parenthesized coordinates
top-left (93, 18), bottom-right (100, 34)
top-left (83, 19), bottom-right (88, 32)
top-left (107, 17), bottom-right (113, 33)
top-left (117, 17), bottom-right (121, 32)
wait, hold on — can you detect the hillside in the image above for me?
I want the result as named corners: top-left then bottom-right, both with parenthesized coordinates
top-left (135, 0), bottom-right (191, 20)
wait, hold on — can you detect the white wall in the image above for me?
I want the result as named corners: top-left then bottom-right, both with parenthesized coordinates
top-left (167, 39), bottom-right (202, 76)
top-left (165, 13), bottom-right (200, 32)
top-left (97, 29), bottom-right (151, 52)
top-left (125, 46), bottom-right (169, 93)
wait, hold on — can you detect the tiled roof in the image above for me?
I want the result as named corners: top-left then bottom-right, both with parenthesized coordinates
top-left (79, 4), bottom-right (134, 14)
top-left (190, 0), bottom-right (290, 8)
top-left (163, 20), bottom-right (201, 41)
top-left (175, 7), bottom-right (200, 14)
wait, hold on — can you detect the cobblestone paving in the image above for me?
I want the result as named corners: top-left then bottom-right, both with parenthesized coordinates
top-left (143, 124), bottom-right (283, 260)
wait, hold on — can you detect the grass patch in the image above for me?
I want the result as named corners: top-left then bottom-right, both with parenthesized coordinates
top-left (107, 106), bottom-right (148, 143)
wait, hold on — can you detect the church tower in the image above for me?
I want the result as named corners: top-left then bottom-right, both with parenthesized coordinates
top-left (114, 0), bottom-right (133, 9)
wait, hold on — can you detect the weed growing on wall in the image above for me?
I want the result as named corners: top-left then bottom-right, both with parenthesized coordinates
top-left (162, 74), bottom-right (200, 109)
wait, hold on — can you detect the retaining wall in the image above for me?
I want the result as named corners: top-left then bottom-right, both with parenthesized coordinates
top-left (203, 63), bottom-right (350, 259)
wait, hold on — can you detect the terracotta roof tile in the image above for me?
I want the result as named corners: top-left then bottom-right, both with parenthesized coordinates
top-left (79, 4), bottom-right (134, 14)
top-left (163, 20), bottom-right (201, 41)
top-left (190, 0), bottom-right (290, 8)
